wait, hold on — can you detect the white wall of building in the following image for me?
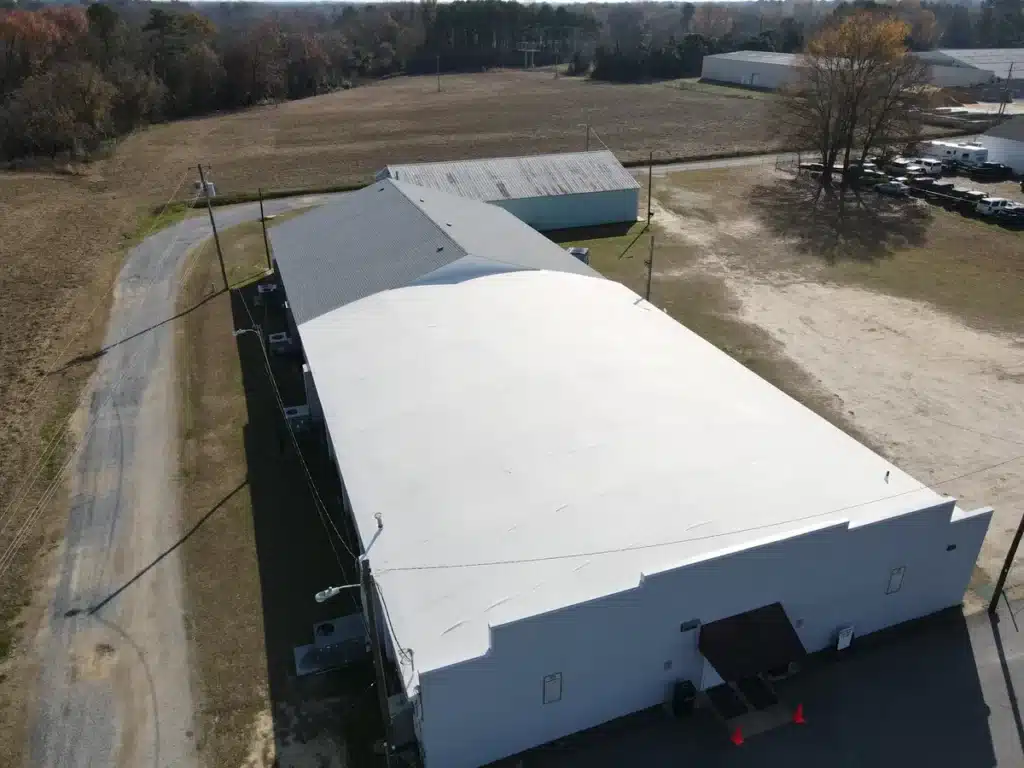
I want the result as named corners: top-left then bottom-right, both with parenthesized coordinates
top-left (977, 136), bottom-right (1024, 173)
top-left (493, 189), bottom-right (639, 231)
top-left (415, 501), bottom-right (990, 768)
top-left (701, 56), bottom-right (802, 90)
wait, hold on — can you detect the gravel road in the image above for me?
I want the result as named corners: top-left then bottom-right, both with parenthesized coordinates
top-left (27, 194), bottom-right (330, 768)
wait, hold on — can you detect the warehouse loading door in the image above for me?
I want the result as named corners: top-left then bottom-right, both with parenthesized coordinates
top-left (698, 602), bottom-right (806, 682)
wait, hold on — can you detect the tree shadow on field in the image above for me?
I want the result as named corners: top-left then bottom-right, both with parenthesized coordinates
top-left (749, 178), bottom-right (932, 265)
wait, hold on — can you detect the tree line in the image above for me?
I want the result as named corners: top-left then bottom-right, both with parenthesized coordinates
top-left (1, 0), bottom-right (1021, 162)
top-left (588, 0), bottom-right (1024, 83)
top-left (0, 0), bottom-right (596, 161)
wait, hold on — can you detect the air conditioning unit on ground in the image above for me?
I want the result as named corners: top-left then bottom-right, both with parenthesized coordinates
top-left (268, 332), bottom-right (293, 355)
top-left (284, 404), bottom-right (311, 432)
top-left (255, 282), bottom-right (279, 306)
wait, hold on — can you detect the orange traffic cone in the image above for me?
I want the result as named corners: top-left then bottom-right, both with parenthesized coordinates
top-left (793, 703), bottom-right (806, 725)
top-left (730, 727), bottom-right (744, 746)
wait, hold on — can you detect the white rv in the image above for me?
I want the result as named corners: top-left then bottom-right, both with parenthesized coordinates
top-left (918, 141), bottom-right (988, 168)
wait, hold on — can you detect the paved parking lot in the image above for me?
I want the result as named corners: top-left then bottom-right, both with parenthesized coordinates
top-left (498, 605), bottom-right (1024, 768)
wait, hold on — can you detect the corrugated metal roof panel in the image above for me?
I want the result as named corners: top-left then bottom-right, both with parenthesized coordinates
top-left (270, 182), bottom-right (465, 326)
top-left (269, 179), bottom-right (600, 326)
top-left (935, 49), bottom-right (1024, 80)
top-left (704, 51), bottom-right (804, 66)
top-left (382, 150), bottom-right (640, 202)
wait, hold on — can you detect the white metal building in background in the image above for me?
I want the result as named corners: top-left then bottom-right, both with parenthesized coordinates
top-left (375, 150), bottom-right (640, 231)
top-left (701, 51), bottom-right (804, 90)
top-left (272, 179), bottom-right (992, 768)
top-left (701, 48), bottom-right (1024, 90)
top-left (915, 48), bottom-right (1024, 88)
top-left (978, 115), bottom-right (1024, 173)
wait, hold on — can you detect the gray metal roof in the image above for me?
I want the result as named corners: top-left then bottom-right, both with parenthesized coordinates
top-left (379, 150), bottom-right (640, 202)
top-left (270, 179), bottom-right (600, 326)
top-left (930, 49), bottom-right (1024, 80)
top-left (704, 51), bottom-right (804, 66)
top-left (985, 115), bottom-right (1024, 143)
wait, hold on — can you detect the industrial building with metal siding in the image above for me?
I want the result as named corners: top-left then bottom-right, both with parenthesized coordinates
top-left (270, 166), bottom-right (992, 768)
top-left (701, 48), bottom-right (1024, 90)
top-left (375, 150), bottom-right (640, 231)
top-left (701, 51), bottom-right (805, 90)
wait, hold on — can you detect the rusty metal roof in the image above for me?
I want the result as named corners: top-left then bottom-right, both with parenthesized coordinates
top-left (379, 150), bottom-right (640, 202)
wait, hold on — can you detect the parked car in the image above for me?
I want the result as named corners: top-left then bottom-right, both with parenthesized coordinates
top-left (912, 158), bottom-right (944, 177)
top-left (969, 163), bottom-right (1014, 182)
top-left (906, 175), bottom-right (935, 194)
top-left (953, 189), bottom-right (988, 214)
top-left (876, 181), bottom-right (910, 197)
top-left (925, 180), bottom-right (957, 203)
top-left (976, 197), bottom-right (1023, 217)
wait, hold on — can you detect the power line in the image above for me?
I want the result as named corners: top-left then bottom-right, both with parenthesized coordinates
top-left (235, 290), bottom-right (357, 568)
top-left (375, 453), bottom-right (1024, 574)
top-left (0, 189), bottom-right (204, 549)
top-left (0, 179), bottom-right (197, 531)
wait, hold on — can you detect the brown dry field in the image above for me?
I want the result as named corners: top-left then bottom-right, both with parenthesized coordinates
top-left (125, 70), bottom-right (785, 194)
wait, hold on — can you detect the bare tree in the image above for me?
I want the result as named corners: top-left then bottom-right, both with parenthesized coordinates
top-left (781, 11), bottom-right (927, 193)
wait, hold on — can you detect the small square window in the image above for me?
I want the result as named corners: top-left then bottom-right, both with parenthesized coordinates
top-left (543, 673), bottom-right (562, 704)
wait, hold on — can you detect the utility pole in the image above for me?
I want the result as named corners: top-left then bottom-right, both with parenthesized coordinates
top-left (990, 511), bottom-right (1024, 614)
top-left (1000, 62), bottom-right (1014, 117)
top-left (198, 164), bottom-right (228, 291)
top-left (585, 122), bottom-right (590, 152)
top-left (436, 54), bottom-right (441, 93)
top-left (258, 188), bottom-right (272, 272)
top-left (647, 151), bottom-right (654, 225)
top-left (362, 557), bottom-right (393, 766)
top-left (644, 233), bottom-right (654, 301)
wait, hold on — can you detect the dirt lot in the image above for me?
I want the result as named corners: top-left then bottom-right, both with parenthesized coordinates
top-left (571, 167), bottom-right (1024, 605)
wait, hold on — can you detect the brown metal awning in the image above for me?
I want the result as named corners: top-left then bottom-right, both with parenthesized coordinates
top-left (698, 602), bottom-right (806, 682)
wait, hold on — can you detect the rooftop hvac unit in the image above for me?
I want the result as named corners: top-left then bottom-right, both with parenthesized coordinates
top-left (284, 404), bottom-right (311, 432)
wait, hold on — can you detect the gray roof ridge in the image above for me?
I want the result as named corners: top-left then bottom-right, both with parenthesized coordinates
top-left (380, 178), bottom-right (467, 257)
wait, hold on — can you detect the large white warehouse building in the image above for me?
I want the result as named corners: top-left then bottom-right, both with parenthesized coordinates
top-left (702, 48), bottom-right (1024, 90)
top-left (271, 178), bottom-right (992, 768)
top-left (376, 150), bottom-right (640, 231)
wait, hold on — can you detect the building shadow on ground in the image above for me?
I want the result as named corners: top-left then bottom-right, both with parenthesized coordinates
top-left (492, 609), bottom-right (998, 768)
top-left (749, 178), bottom-right (932, 264)
top-left (229, 286), bottom-right (386, 767)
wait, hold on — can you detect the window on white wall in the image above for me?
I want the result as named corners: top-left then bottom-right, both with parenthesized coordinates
top-left (543, 673), bottom-right (562, 704)
top-left (886, 566), bottom-right (906, 594)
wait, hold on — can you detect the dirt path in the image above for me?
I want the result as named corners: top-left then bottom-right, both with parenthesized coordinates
top-left (649, 185), bottom-right (1024, 592)
top-left (25, 195), bottom-right (333, 768)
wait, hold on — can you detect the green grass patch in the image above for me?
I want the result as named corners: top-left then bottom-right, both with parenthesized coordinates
top-left (127, 203), bottom-right (190, 246)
